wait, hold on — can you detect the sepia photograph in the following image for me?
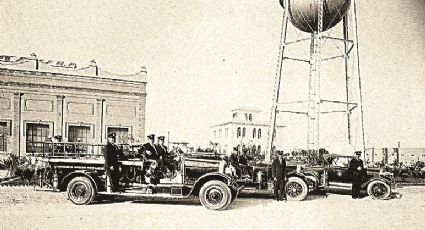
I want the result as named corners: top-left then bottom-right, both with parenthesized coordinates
top-left (0, 0), bottom-right (424, 229)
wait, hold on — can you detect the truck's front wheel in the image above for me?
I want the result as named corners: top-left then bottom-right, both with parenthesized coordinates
top-left (285, 177), bottom-right (308, 201)
top-left (199, 180), bottom-right (231, 211)
top-left (67, 176), bottom-right (96, 205)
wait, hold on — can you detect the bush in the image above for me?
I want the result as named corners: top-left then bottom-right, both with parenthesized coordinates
top-left (0, 154), bottom-right (36, 182)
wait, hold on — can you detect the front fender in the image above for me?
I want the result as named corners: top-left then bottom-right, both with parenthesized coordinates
top-left (60, 170), bottom-right (104, 192)
top-left (287, 171), bottom-right (307, 180)
top-left (361, 177), bottom-right (391, 189)
top-left (189, 172), bottom-right (237, 196)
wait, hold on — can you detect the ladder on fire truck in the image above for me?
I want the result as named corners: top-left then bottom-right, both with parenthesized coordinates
top-left (265, 0), bottom-right (366, 162)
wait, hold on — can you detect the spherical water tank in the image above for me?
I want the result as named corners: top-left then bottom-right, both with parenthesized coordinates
top-left (279, 0), bottom-right (351, 33)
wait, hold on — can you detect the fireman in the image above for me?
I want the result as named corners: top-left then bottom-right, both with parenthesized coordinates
top-left (348, 151), bottom-right (366, 199)
top-left (104, 133), bottom-right (120, 192)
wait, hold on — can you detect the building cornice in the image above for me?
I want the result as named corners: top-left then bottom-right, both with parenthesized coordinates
top-left (211, 121), bottom-right (285, 128)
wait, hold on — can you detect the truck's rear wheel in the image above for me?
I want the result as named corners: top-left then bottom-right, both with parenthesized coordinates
top-left (67, 176), bottom-right (96, 205)
top-left (285, 177), bottom-right (308, 201)
top-left (367, 180), bottom-right (391, 200)
top-left (199, 180), bottom-right (231, 211)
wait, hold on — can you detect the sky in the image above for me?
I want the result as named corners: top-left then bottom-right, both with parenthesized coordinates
top-left (0, 0), bottom-right (424, 150)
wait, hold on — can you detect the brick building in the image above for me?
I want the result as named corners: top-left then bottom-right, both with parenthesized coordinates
top-left (0, 54), bottom-right (147, 156)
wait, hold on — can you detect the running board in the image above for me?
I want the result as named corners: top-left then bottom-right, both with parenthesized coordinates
top-left (327, 182), bottom-right (352, 189)
top-left (98, 191), bottom-right (186, 199)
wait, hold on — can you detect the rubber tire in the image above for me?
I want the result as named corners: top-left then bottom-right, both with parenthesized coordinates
top-left (199, 180), bottom-right (232, 211)
top-left (367, 180), bottom-right (391, 200)
top-left (67, 176), bottom-right (96, 205)
top-left (285, 177), bottom-right (308, 201)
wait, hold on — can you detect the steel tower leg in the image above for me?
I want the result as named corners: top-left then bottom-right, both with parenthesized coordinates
top-left (350, 0), bottom-right (366, 159)
top-left (342, 15), bottom-right (352, 146)
top-left (266, 0), bottom-right (289, 163)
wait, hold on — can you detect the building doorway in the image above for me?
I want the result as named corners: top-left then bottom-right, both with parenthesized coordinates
top-left (0, 122), bottom-right (8, 152)
top-left (107, 127), bottom-right (129, 144)
top-left (26, 123), bottom-right (50, 153)
top-left (68, 125), bottom-right (91, 143)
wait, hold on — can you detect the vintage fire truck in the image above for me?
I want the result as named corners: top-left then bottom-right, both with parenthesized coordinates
top-left (35, 142), bottom-right (242, 211)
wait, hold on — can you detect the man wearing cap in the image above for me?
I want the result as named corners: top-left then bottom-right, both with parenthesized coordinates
top-left (140, 134), bottom-right (159, 160)
top-left (348, 151), bottom-right (366, 199)
top-left (272, 151), bottom-right (287, 201)
top-left (155, 136), bottom-right (168, 172)
top-left (104, 133), bottom-right (120, 192)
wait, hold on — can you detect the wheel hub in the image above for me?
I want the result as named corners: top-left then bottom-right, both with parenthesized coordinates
top-left (206, 187), bottom-right (224, 205)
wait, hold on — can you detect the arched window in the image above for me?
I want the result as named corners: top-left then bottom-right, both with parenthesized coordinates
top-left (258, 129), bottom-right (262, 139)
top-left (237, 127), bottom-right (241, 138)
top-left (245, 113), bottom-right (248, 121)
top-left (242, 127), bottom-right (246, 137)
top-left (253, 128), bottom-right (256, 139)
top-left (257, 145), bottom-right (261, 154)
top-left (249, 114), bottom-right (252, 121)
top-left (219, 129), bottom-right (222, 138)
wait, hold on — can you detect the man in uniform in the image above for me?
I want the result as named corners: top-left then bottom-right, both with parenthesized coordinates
top-left (272, 151), bottom-right (287, 201)
top-left (155, 136), bottom-right (168, 172)
top-left (104, 133), bottom-right (120, 192)
top-left (140, 134), bottom-right (159, 160)
top-left (348, 151), bottom-right (366, 199)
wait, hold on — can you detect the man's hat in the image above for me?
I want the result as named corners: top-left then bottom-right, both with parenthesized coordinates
top-left (354, 151), bottom-right (362, 155)
top-left (158, 136), bottom-right (165, 141)
top-left (107, 133), bottom-right (116, 139)
top-left (147, 134), bottom-right (155, 140)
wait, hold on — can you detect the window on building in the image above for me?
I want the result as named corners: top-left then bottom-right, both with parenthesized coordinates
top-left (249, 114), bottom-right (252, 121)
top-left (68, 126), bottom-right (91, 143)
top-left (107, 127), bottom-right (129, 144)
top-left (410, 154), bottom-right (415, 157)
top-left (253, 128), bottom-right (256, 139)
top-left (233, 113), bottom-right (237, 118)
top-left (245, 113), bottom-right (248, 121)
top-left (225, 128), bottom-right (228, 138)
top-left (219, 129), bottom-right (222, 138)
top-left (213, 130), bottom-right (216, 138)
top-left (0, 122), bottom-right (8, 152)
top-left (237, 127), bottom-right (241, 138)
top-left (26, 123), bottom-right (50, 153)
top-left (258, 129), bottom-right (262, 139)
top-left (242, 127), bottom-right (246, 137)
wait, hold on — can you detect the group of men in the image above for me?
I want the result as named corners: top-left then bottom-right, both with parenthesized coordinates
top-left (103, 133), bottom-right (177, 192)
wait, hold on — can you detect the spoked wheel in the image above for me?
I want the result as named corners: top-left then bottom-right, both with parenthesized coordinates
top-left (285, 177), bottom-right (308, 201)
top-left (199, 180), bottom-right (232, 211)
top-left (367, 181), bottom-right (391, 200)
top-left (67, 176), bottom-right (96, 205)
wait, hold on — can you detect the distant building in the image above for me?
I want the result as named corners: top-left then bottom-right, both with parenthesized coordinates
top-left (210, 108), bottom-right (285, 155)
top-left (0, 54), bottom-right (147, 156)
top-left (365, 147), bottom-right (425, 165)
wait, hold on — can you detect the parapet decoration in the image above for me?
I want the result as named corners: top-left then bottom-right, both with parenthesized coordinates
top-left (0, 53), bottom-right (147, 83)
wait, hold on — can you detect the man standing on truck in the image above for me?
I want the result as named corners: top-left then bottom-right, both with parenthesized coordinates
top-left (348, 151), bottom-right (366, 199)
top-left (156, 136), bottom-right (168, 172)
top-left (104, 133), bottom-right (120, 192)
top-left (272, 151), bottom-right (287, 201)
top-left (140, 134), bottom-right (159, 160)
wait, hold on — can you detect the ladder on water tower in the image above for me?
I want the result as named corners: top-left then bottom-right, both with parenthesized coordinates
top-left (266, 0), bottom-right (325, 161)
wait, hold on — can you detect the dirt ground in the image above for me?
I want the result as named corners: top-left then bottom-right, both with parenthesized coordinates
top-left (0, 186), bottom-right (424, 230)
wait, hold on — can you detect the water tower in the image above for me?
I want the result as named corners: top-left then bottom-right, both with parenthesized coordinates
top-left (266, 0), bottom-right (366, 161)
